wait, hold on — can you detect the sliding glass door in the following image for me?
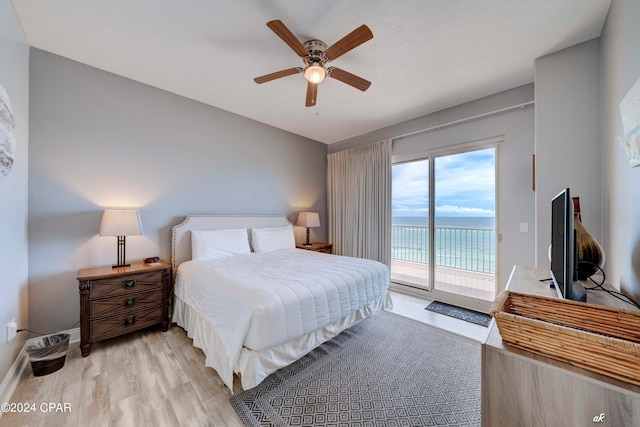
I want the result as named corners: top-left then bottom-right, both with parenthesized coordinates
top-left (391, 158), bottom-right (430, 288)
top-left (391, 143), bottom-right (497, 304)
top-left (433, 148), bottom-right (496, 301)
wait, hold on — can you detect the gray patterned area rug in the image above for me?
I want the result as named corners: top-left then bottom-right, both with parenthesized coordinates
top-left (230, 311), bottom-right (481, 426)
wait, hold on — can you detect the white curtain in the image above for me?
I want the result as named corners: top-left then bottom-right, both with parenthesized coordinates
top-left (327, 139), bottom-right (392, 265)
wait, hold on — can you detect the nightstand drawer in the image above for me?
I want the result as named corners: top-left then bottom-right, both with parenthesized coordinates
top-left (90, 304), bottom-right (163, 342)
top-left (89, 288), bottom-right (163, 319)
top-left (89, 270), bottom-right (163, 299)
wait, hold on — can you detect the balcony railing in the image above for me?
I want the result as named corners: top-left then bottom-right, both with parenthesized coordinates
top-left (391, 224), bottom-right (495, 274)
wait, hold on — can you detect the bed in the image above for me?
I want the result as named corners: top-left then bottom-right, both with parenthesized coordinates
top-left (171, 215), bottom-right (391, 391)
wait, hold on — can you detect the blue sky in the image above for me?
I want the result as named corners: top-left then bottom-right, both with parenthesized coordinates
top-left (392, 148), bottom-right (495, 217)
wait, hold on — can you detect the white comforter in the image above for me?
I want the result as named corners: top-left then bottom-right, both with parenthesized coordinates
top-left (174, 248), bottom-right (390, 385)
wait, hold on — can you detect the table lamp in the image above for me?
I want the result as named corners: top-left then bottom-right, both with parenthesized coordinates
top-left (296, 212), bottom-right (320, 246)
top-left (99, 209), bottom-right (143, 268)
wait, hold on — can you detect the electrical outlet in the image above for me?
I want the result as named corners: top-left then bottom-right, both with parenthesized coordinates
top-left (6, 318), bottom-right (17, 342)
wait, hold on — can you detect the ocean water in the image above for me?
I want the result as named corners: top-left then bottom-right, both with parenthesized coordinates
top-left (392, 216), bottom-right (495, 229)
top-left (392, 216), bottom-right (496, 273)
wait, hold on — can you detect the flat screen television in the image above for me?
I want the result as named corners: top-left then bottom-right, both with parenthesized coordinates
top-left (550, 188), bottom-right (587, 302)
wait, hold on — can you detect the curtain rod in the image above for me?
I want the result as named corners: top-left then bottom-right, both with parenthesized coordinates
top-left (394, 100), bottom-right (535, 141)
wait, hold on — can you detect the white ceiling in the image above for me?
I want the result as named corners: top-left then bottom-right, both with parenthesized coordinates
top-left (12, 0), bottom-right (611, 144)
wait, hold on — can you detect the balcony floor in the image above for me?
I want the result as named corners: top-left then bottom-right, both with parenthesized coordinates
top-left (391, 259), bottom-right (495, 301)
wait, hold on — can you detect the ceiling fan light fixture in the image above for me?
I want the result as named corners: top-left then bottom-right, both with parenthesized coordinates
top-left (255, 21), bottom-right (373, 106)
top-left (304, 64), bottom-right (326, 84)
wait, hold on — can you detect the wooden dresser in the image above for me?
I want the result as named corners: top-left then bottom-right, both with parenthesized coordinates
top-left (482, 265), bottom-right (640, 426)
top-left (77, 260), bottom-right (171, 356)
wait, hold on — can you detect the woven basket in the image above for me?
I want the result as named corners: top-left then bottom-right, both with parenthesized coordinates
top-left (489, 290), bottom-right (640, 386)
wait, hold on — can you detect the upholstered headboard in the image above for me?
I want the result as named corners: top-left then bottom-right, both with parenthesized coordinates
top-left (171, 215), bottom-right (291, 272)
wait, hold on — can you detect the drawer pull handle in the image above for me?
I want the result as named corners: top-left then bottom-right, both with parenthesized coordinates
top-left (124, 316), bottom-right (136, 326)
top-left (122, 279), bottom-right (136, 289)
top-left (124, 297), bottom-right (136, 307)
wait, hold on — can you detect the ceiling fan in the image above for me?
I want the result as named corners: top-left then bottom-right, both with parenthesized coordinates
top-left (254, 20), bottom-right (373, 107)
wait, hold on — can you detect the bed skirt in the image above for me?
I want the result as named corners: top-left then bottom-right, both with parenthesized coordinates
top-left (172, 292), bottom-right (392, 391)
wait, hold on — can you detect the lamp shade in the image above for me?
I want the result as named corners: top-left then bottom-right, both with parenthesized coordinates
top-left (296, 212), bottom-right (320, 228)
top-left (99, 210), bottom-right (143, 236)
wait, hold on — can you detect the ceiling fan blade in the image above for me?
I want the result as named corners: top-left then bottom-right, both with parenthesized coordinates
top-left (306, 82), bottom-right (318, 107)
top-left (323, 25), bottom-right (373, 61)
top-left (327, 67), bottom-right (371, 91)
top-left (266, 20), bottom-right (309, 57)
top-left (254, 67), bottom-right (303, 84)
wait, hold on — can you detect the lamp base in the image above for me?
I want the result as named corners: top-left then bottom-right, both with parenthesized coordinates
top-left (113, 236), bottom-right (130, 269)
top-left (112, 263), bottom-right (130, 269)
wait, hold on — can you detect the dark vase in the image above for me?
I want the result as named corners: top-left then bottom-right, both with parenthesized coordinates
top-left (572, 197), bottom-right (605, 279)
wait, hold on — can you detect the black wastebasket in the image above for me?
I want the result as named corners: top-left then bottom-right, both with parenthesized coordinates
top-left (24, 333), bottom-right (70, 376)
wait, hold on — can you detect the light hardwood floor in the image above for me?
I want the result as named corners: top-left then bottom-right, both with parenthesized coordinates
top-left (1, 291), bottom-right (488, 427)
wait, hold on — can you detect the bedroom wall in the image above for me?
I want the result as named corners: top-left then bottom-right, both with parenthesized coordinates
top-left (0, 0), bottom-right (30, 385)
top-left (330, 84), bottom-right (536, 292)
top-left (601, 0), bottom-right (640, 299)
top-left (28, 49), bottom-right (327, 333)
top-left (533, 39), bottom-right (602, 270)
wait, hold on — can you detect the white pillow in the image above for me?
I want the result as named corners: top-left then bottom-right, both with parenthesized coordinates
top-left (251, 224), bottom-right (295, 253)
top-left (191, 228), bottom-right (251, 260)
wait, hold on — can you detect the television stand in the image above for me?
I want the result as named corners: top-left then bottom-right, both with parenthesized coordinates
top-left (482, 265), bottom-right (640, 426)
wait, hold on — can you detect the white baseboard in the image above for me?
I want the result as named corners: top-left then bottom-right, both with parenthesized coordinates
top-left (67, 327), bottom-right (80, 344)
top-left (0, 327), bottom-right (80, 416)
top-left (0, 349), bottom-right (29, 410)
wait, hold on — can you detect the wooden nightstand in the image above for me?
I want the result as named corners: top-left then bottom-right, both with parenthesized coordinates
top-left (77, 260), bottom-right (171, 356)
top-left (296, 242), bottom-right (333, 254)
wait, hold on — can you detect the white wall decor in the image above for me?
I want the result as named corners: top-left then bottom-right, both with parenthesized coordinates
top-left (619, 78), bottom-right (640, 168)
top-left (0, 84), bottom-right (16, 177)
